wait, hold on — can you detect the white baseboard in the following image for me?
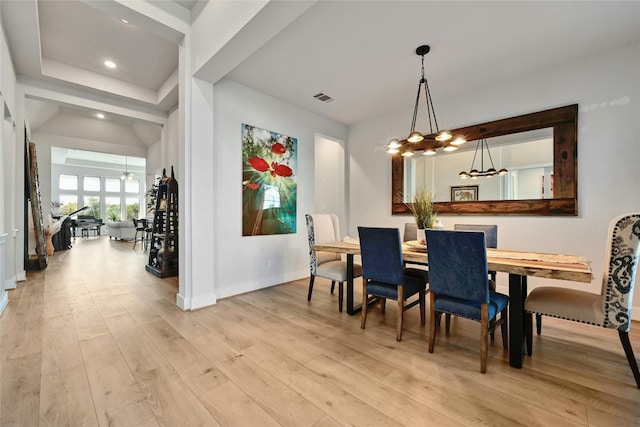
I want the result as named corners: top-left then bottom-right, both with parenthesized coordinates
top-left (215, 270), bottom-right (308, 300)
top-left (16, 270), bottom-right (26, 282)
top-left (0, 291), bottom-right (8, 316)
top-left (176, 292), bottom-right (217, 311)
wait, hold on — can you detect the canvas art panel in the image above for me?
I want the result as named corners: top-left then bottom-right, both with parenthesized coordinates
top-left (242, 124), bottom-right (297, 236)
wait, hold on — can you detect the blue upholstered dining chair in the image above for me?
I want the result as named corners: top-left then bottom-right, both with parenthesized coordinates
top-left (452, 224), bottom-right (499, 338)
top-left (426, 229), bottom-right (509, 373)
top-left (454, 224), bottom-right (498, 283)
top-left (358, 227), bottom-right (428, 341)
top-left (305, 214), bottom-right (362, 312)
top-left (525, 212), bottom-right (640, 388)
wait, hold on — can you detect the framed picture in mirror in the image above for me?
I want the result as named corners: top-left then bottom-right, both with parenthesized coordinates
top-left (451, 185), bottom-right (478, 202)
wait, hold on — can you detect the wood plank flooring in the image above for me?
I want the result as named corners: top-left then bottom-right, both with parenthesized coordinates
top-left (1, 236), bottom-right (639, 426)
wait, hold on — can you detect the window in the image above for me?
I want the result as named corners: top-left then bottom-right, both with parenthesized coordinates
top-left (124, 179), bottom-right (140, 193)
top-left (106, 197), bottom-right (121, 221)
top-left (83, 176), bottom-right (100, 192)
top-left (125, 197), bottom-right (139, 220)
top-left (105, 178), bottom-right (120, 192)
top-left (59, 174), bottom-right (78, 190)
top-left (59, 195), bottom-right (78, 215)
top-left (83, 196), bottom-right (101, 218)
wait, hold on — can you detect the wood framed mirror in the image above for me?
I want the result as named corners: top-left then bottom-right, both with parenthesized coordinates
top-left (392, 104), bottom-right (578, 216)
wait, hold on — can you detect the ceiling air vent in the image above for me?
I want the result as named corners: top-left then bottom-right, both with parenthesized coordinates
top-left (313, 92), bottom-right (334, 103)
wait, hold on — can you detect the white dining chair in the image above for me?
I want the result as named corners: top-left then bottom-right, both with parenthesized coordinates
top-left (305, 213), bottom-right (362, 312)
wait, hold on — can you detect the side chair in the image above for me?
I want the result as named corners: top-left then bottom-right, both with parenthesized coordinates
top-left (525, 212), bottom-right (640, 388)
top-left (132, 218), bottom-right (147, 250)
top-left (358, 227), bottom-right (427, 341)
top-left (305, 213), bottom-right (362, 312)
top-left (426, 229), bottom-right (509, 373)
top-left (452, 224), bottom-right (498, 338)
top-left (453, 224), bottom-right (498, 283)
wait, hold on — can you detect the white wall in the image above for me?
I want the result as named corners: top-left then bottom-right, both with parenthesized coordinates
top-left (211, 78), bottom-right (347, 299)
top-left (348, 41), bottom-right (640, 307)
top-left (0, 11), bottom-right (18, 310)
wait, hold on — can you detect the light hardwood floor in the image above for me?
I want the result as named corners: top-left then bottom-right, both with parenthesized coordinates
top-left (1, 236), bottom-right (639, 426)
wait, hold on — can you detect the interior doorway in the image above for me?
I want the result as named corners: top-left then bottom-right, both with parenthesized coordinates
top-left (314, 134), bottom-right (346, 228)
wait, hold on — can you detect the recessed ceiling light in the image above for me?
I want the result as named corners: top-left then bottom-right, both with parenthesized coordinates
top-left (96, 113), bottom-right (105, 119)
top-left (120, 18), bottom-right (129, 24)
top-left (104, 60), bottom-right (116, 69)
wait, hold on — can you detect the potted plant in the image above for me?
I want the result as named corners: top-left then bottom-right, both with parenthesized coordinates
top-left (406, 189), bottom-right (437, 235)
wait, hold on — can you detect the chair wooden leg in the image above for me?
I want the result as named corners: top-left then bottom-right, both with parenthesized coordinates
top-left (396, 285), bottom-right (404, 342)
top-left (361, 278), bottom-right (368, 330)
top-left (338, 282), bottom-right (344, 313)
top-left (525, 312), bottom-right (533, 356)
top-left (536, 313), bottom-right (542, 335)
top-left (480, 303), bottom-right (489, 374)
top-left (330, 281), bottom-right (336, 294)
top-left (419, 290), bottom-right (426, 325)
top-left (380, 298), bottom-right (386, 314)
top-left (618, 331), bottom-right (640, 389)
top-left (428, 292), bottom-right (437, 353)
top-left (445, 313), bottom-right (451, 334)
top-left (435, 311), bottom-right (443, 327)
top-left (307, 275), bottom-right (315, 301)
top-left (501, 308), bottom-right (508, 350)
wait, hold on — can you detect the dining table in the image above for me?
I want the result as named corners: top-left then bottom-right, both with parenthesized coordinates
top-left (312, 239), bottom-right (593, 369)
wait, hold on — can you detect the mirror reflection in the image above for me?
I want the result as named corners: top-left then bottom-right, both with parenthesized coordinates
top-left (391, 104), bottom-right (578, 216)
top-left (404, 128), bottom-right (553, 202)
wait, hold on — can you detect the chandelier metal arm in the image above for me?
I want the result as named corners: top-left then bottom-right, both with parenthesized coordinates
top-left (410, 81), bottom-right (422, 133)
top-left (484, 138), bottom-right (497, 170)
top-left (423, 80), bottom-right (438, 135)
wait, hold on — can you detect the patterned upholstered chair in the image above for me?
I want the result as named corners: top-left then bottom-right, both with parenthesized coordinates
top-left (305, 214), bottom-right (362, 312)
top-left (358, 227), bottom-right (427, 341)
top-left (525, 213), bottom-right (640, 388)
top-left (426, 229), bottom-right (509, 373)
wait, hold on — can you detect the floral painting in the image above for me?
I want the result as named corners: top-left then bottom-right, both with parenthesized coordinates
top-left (242, 124), bottom-right (297, 236)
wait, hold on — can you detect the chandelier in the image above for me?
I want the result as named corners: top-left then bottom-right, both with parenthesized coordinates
top-left (120, 156), bottom-right (134, 180)
top-left (458, 138), bottom-right (508, 179)
top-left (387, 45), bottom-right (466, 157)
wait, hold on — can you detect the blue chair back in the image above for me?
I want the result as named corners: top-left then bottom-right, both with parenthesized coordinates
top-left (453, 224), bottom-right (497, 248)
top-left (358, 227), bottom-right (404, 284)
top-left (426, 229), bottom-right (490, 303)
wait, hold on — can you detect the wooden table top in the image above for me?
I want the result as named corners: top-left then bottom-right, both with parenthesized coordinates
top-left (312, 241), bottom-right (593, 283)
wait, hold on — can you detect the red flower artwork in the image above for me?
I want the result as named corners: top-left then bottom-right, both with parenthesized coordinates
top-left (248, 157), bottom-right (269, 172)
top-left (273, 163), bottom-right (293, 177)
top-left (242, 123), bottom-right (297, 236)
top-left (271, 142), bottom-right (286, 155)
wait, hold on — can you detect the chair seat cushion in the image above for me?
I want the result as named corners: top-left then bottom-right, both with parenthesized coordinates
top-left (525, 287), bottom-right (604, 326)
top-left (316, 260), bottom-right (362, 282)
top-left (367, 273), bottom-right (426, 300)
top-left (434, 291), bottom-right (508, 321)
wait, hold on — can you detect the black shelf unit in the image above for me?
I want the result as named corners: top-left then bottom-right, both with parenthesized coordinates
top-left (145, 167), bottom-right (178, 278)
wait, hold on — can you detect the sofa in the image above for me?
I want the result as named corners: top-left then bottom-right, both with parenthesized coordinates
top-left (106, 221), bottom-right (136, 241)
